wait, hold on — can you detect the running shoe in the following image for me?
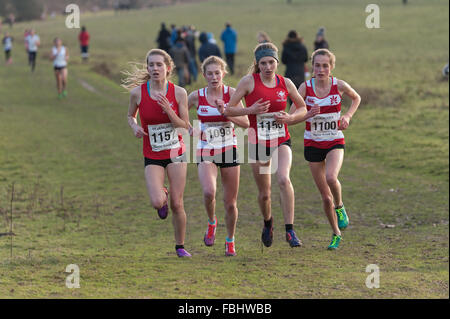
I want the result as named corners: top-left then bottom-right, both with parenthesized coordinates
top-left (285, 229), bottom-right (302, 247)
top-left (157, 187), bottom-right (169, 219)
top-left (327, 234), bottom-right (342, 250)
top-left (62, 90), bottom-right (68, 97)
top-left (204, 216), bottom-right (217, 246)
top-left (176, 248), bottom-right (192, 258)
top-left (225, 241), bottom-right (236, 257)
top-left (336, 205), bottom-right (349, 230)
top-left (261, 217), bottom-right (273, 247)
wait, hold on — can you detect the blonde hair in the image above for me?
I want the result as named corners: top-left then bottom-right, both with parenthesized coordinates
top-left (201, 55), bottom-right (228, 75)
top-left (248, 42), bottom-right (279, 75)
top-left (121, 49), bottom-right (175, 91)
top-left (311, 48), bottom-right (336, 70)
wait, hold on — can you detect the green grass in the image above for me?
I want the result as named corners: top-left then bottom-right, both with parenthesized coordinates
top-left (0, 0), bottom-right (448, 298)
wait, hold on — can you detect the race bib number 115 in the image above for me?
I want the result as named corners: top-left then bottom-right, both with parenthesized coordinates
top-left (148, 123), bottom-right (180, 152)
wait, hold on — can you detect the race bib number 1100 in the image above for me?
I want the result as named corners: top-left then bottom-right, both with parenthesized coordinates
top-left (310, 114), bottom-right (339, 139)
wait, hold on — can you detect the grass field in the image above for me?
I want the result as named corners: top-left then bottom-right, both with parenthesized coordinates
top-left (0, 0), bottom-right (448, 298)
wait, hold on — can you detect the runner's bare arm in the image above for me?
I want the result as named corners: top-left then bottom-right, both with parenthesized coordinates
top-left (337, 80), bottom-right (361, 130)
top-left (187, 91), bottom-right (199, 135)
top-left (276, 78), bottom-right (319, 125)
top-left (220, 87), bottom-right (249, 128)
top-left (127, 86), bottom-right (147, 138)
top-left (157, 85), bottom-right (190, 130)
top-left (222, 75), bottom-right (269, 116)
top-left (187, 91), bottom-right (199, 110)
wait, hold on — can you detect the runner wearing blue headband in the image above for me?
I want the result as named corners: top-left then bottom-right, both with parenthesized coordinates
top-left (220, 42), bottom-right (320, 249)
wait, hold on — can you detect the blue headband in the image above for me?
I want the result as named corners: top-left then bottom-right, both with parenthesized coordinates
top-left (255, 49), bottom-right (279, 63)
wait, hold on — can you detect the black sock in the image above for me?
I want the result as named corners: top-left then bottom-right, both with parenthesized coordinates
top-left (264, 218), bottom-right (272, 228)
top-left (175, 245), bottom-right (184, 250)
top-left (285, 224), bottom-right (293, 232)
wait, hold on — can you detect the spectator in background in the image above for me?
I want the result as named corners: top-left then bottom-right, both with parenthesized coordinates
top-left (282, 30), bottom-right (308, 89)
top-left (169, 37), bottom-right (190, 87)
top-left (2, 32), bottom-right (13, 65)
top-left (78, 26), bottom-right (90, 62)
top-left (170, 24), bottom-right (178, 46)
top-left (207, 32), bottom-right (217, 44)
top-left (185, 25), bottom-right (198, 83)
top-left (314, 27), bottom-right (329, 51)
top-left (26, 29), bottom-right (40, 72)
top-left (8, 14), bottom-right (15, 29)
top-left (256, 31), bottom-right (271, 44)
top-left (198, 32), bottom-right (221, 63)
top-left (156, 23), bottom-right (171, 52)
top-left (220, 22), bottom-right (237, 75)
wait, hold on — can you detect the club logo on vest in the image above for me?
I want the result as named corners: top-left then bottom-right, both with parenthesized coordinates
top-left (307, 97), bottom-right (315, 104)
top-left (276, 90), bottom-right (287, 102)
top-left (330, 96), bottom-right (338, 105)
top-left (200, 107), bottom-right (209, 113)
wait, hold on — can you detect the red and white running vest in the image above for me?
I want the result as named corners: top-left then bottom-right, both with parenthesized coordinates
top-left (196, 85), bottom-right (237, 156)
top-left (304, 77), bottom-right (345, 149)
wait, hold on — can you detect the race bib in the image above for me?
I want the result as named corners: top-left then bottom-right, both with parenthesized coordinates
top-left (256, 112), bottom-right (285, 141)
top-left (148, 123), bottom-right (180, 152)
top-left (203, 122), bottom-right (234, 148)
top-left (310, 113), bottom-right (340, 139)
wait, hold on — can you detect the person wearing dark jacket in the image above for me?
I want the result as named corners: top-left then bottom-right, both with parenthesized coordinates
top-left (169, 37), bottom-right (190, 87)
top-left (185, 25), bottom-right (198, 82)
top-left (281, 30), bottom-right (308, 89)
top-left (314, 27), bottom-right (329, 51)
top-left (198, 32), bottom-right (221, 63)
top-left (156, 23), bottom-right (171, 52)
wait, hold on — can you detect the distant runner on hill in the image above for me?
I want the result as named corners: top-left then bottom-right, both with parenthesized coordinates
top-left (51, 37), bottom-right (69, 99)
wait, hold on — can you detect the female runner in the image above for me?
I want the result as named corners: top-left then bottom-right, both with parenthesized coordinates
top-left (123, 49), bottom-right (192, 257)
top-left (188, 56), bottom-right (249, 256)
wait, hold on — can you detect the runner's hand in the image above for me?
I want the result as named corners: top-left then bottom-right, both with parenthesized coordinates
top-left (133, 125), bottom-right (148, 138)
top-left (156, 93), bottom-right (171, 112)
top-left (249, 98), bottom-right (270, 114)
top-left (275, 111), bottom-right (291, 125)
top-left (306, 103), bottom-right (320, 119)
top-left (215, 99), bottom-right (226, 115)
top-left (338, 114), bottom-right (351, 130)
top-left (188, 124), bottom-right (201, 137)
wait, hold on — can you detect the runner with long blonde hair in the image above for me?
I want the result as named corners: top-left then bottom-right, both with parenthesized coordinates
top-left (123, 49), bottom-right (192, 257)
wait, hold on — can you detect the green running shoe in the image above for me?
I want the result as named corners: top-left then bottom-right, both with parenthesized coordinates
top-left (336, 205), bottom-right (349, 230)
top-left (327, 234), bottom-right (341, 250)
